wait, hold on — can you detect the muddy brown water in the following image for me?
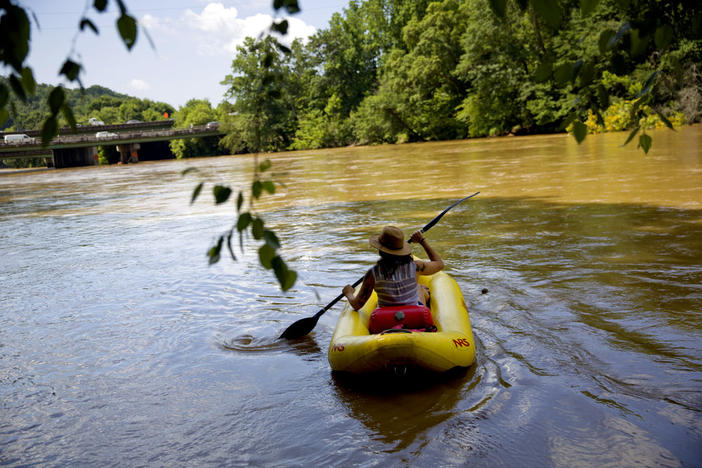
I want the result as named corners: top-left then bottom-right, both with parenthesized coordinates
top-left (1, 125), bottom-right (701, 466)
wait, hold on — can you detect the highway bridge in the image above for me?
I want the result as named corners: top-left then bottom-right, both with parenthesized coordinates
top-left (0, 120), bottom-right (224, 168)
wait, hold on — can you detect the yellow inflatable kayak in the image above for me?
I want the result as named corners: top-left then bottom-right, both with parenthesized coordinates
top-left (328, 270), bottom-right (476, 374)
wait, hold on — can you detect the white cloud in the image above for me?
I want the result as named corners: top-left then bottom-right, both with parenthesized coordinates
top-left (129, 79), bottom-right (151, 91)
top-left (179, 2), bottom-right (315, 55)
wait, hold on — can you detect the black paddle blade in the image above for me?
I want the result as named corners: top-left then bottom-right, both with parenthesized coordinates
top-left (279, 315), bottom-right (320, 340)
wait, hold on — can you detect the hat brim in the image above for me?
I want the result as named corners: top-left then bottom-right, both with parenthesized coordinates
top-left (369, 234), bottom-right (412, 256)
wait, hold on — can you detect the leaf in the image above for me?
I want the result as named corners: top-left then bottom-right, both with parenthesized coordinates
top-left (595, 110), bottom-right (605, 126)
top-left (572, 120), bottom-right (588, 144)
top-left (8, 74), bottom-right (26, 101)
top-left (252, 180), bottom-right (263, 199)
top-left (596, 84), bottom-right (610, 108)
top-left (635, 70), bottom-right (659, 98)
top-left (41, 116), bottom-right (59, 146)
top-left (487, 0), bottom-right (507, 17)
top-left (263, 53), bottom-right (274, 68)
top-left (532, 0), bottom-right (562, 29)
top-left (61, 102), bottom-right (77, 130)
top-left (181, 167), bottom-right (199, 176)
top-left (225, 232), bottom-right (237, 261)
top-left (208, 236), bottom-right (224, 265)
top-left (59, 60), bottom-right (81, 82)
top-left (554, 62), bottom-right (574, 86)
top-left (608, 22), bottom-right (631, 50)
top-left (0, 83), bottom-right (8, 108)
top-left (534, 59), bottom-right (553, 82)
top-left (283, 0), bottom-right (301, 14)
top-left (580, 0), bottom-right (600, 16)
top-left (237, 212), bottom-right (252, 232)
top-left (654, 109), bottom-right (675, 130)
top-left (629, 28), bottom-right (649, 57)
top-left (263, 230), bottom-right (280, 249)
top-left (237, 191), bottom-right (244, 213)
top-left (48, 86), bottom-right (65, 114)
top-left (2, 5), bottom-right (30, 71)
top-left (622, 126), bottom-right (640, 146)
top-left (638, 133), bottom-right (652, 154)
top-left (272, 256), bottom-right (296, 291)
top-left (275, 42), bottom-right (291, 55)
top-left (117, 14), bottom-right (137, 50)
top-left (142, 25), bottom-right (156, 51)
top-left (598, 29), bottom-right (616, 54)
top-left (559, 112), bottom-right (577, 131)
top-left (579, 61), bottom-right (595, 86)
top-left (262, 181), bottom-right (275, 195)
top-left (271, 20), bottom-right (288, 35)
top-left (80, 18), bottom-right (99, 34)
top-left (252, 217), bottom-right (264, 239)
top-left (258, 244), bottom-right (276, 269)
top-left (20, 67), bottom-right (36, 95)
top-left (115, 0), bottom-right (128, 15)
top-left (213, 185), bottom-right (232, 204)
top-left (259, 159), bottom-right (272, 172)
top-left (281, 269), bottom-right (297, 292)
top-left (93, 0), bottom-right (108, 12)
top-left (655, 24), bottom-right (673, 50)
top-left (191, 182), bottom-right (204, 204)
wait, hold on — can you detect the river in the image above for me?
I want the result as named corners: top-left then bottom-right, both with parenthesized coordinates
top-left (1, 125), bottom-right (701, 466)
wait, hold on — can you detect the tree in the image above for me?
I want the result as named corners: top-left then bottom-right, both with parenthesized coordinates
top-left (170, 98), bottom-right (223, 158)
top-left (485, 0), bottom-right (702, 150)
top-left (1, 0), bottom-right (300, 292)
top-left (1, 0), bottom-right (141, 142)
top-left (220, 36), bottom-right (297, 154)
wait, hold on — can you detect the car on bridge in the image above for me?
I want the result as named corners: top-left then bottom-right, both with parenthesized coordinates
top-left (205, 121), bottom-right (220, 129)
top-left (3, 134), bottom-right (35, 144)
top-left (96, 131), bottom-right (118, 139)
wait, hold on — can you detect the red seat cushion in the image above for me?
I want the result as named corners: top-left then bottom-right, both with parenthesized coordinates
top-left (369, 305), bottom-right (435, 334)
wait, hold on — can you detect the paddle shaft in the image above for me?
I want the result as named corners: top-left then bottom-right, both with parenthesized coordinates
top-left (313, 276), bottom-right (364, 319)
top-left (334, 192), bottom-right (480, 310)
top-left (280, 192), bottom-right (480, 339)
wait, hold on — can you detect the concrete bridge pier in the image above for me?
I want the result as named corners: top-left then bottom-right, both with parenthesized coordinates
top-left (52, 146), bottom-right (99, 168)
top-left (117, 143), bottom-right (140, 164)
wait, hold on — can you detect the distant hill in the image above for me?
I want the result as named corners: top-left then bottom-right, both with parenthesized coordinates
top-left (0, 78), bottom-right (175, 131)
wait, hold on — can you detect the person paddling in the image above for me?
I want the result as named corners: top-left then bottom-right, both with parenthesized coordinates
top-left (342, 226), bottom-right (444, 311)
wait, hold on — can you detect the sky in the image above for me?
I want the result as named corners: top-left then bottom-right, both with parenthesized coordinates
top-left (21, 1), bottom-right (349, 108)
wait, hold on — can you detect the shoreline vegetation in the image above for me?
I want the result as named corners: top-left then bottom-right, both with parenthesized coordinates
top-left (2, 0), bottom-right (701, 169)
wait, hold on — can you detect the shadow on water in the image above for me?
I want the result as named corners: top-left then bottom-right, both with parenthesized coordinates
top-left (329, 366), bottom-right (478, 447)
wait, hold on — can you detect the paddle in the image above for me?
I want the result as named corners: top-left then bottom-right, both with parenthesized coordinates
top-left (279, 192), bottom-right (480, 340)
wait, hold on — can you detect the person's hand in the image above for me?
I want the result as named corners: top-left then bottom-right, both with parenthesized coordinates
top-left (410, 230), bottom-right (425, 243)
top-left (342, 285), bottom-right (355, 297)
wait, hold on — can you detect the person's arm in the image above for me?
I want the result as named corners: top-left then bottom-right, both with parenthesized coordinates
top-left (410, 230), bottom-right (444, 276)
top-left (342, 270), bottom-right (375, 311)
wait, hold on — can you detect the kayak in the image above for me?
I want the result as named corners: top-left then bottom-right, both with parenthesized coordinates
top-left (327, 269), bottom-right (476, 374)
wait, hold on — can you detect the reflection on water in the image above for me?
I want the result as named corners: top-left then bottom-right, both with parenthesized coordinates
top-left (1, 125), bottom-right (701, 466)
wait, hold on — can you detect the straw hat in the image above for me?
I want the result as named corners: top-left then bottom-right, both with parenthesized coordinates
top-left (369, 226), bottom-right (411, 256)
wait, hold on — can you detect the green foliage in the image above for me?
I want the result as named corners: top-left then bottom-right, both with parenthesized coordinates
top-left (221, 0), bottom-right (700, 150)
top-left (1, 0), bottom-right (299, 294)
top-left (290, 94), bottom-right (353, 149)
top-left (0, 0), bottom-right (146, 144)
top-left (0, 78), bottom-right (174, 131)
top-left (220, 36), bottom-right (297, 154)
top-left (169, 98), bottom-right (225, 158)
top-left (185, 156), bottom-right (297, 291)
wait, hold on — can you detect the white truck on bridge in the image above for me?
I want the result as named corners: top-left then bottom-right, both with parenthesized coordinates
top-left (3, 134), bottom-right (34, 144)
